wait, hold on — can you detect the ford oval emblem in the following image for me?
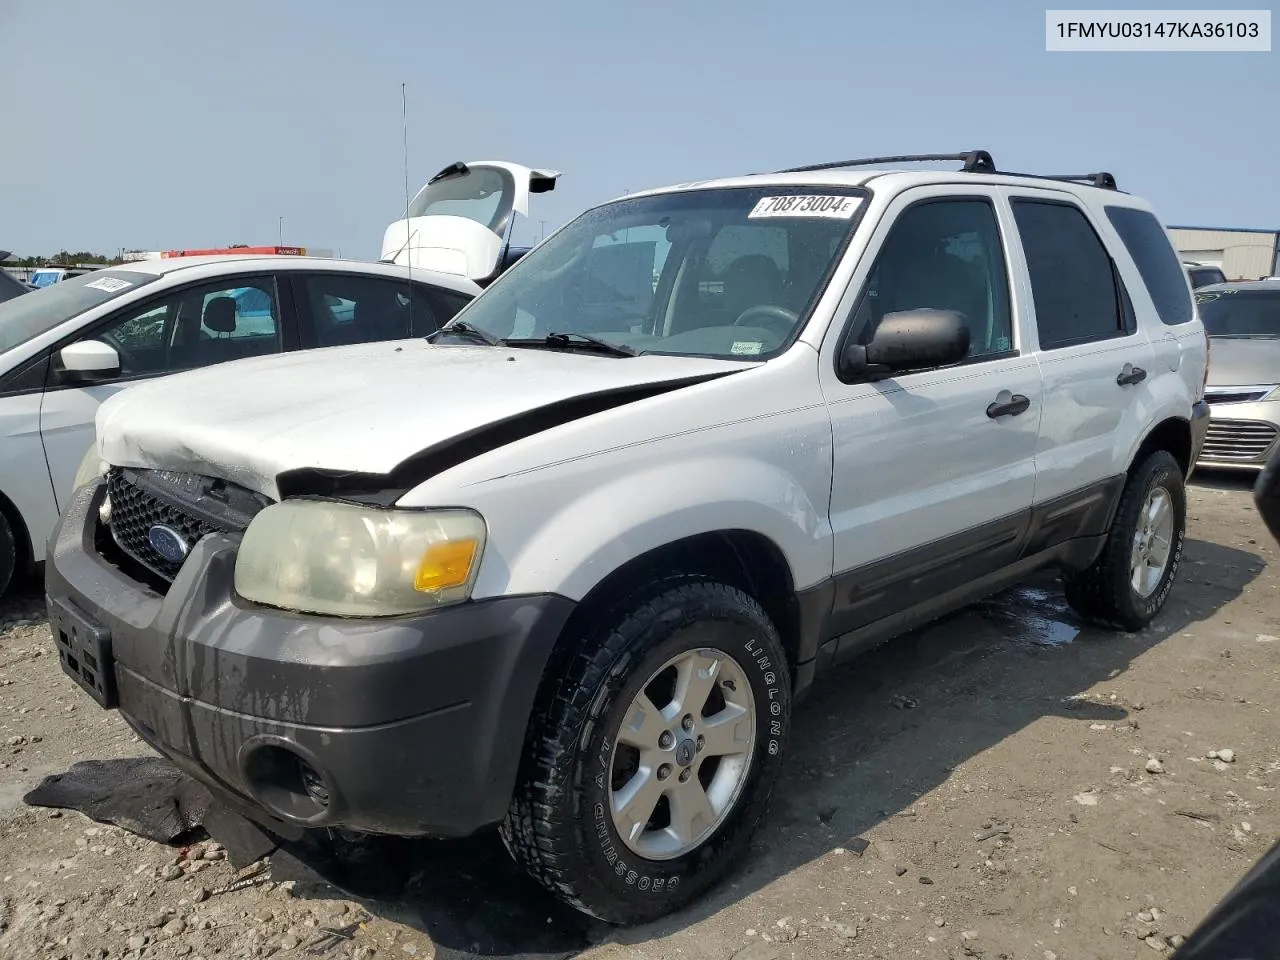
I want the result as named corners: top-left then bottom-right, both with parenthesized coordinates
top-left (147, 524), bottom-right (190, 564)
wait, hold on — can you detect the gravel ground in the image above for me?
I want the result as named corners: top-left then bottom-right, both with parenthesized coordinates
top-left (1, 473), bottom-right (1276, 960)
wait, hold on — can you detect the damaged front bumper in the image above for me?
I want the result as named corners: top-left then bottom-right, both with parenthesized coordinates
top-left (45, 480), bottom-right (574, 838)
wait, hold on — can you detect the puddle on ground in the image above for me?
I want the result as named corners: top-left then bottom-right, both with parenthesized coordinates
top-left (974, 582), bottom-right (1083, 647)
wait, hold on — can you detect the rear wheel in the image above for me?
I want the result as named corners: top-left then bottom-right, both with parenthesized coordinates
top-left (1064, 450), bottom-right (1186, 631)
top-left (501, 579), bottom-right (790, 924)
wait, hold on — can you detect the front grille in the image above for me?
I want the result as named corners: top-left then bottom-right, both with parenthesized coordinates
top-left (103, 467), bottom-right (270, 582)
top-left (1206, 389), bottom-right (1270, 405)
top-left (1201, 419), bottom-right (1279, 464)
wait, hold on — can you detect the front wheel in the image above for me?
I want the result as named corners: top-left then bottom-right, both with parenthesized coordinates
top-left (1064, 450), bottom-right (1186, 631)
top-left (501, 579), bottom-right (791, 924)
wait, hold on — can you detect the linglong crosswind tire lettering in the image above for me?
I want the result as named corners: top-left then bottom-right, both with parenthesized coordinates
top-left (500, 578), bottom-right (791, 924)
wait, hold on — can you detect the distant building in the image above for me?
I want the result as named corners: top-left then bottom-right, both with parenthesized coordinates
top-left (1168, 226), bottom-right (1280, 281)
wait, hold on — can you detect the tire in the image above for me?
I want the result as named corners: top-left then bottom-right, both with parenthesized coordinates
top-left (1064, 450), bottom-right (1186, 631)
top-left (501, 578), bottom-right (791, 924)
top-left (0, 512), bottom-right (16, 598)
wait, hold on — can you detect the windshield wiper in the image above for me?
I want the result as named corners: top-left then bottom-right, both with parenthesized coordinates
top-left (500, 331), bottom-right (639, 357)
top-left (427, 320), bottom-right (500, 346)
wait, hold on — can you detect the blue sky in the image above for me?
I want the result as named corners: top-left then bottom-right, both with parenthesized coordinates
top-left (1, 0), bottom-right (1275, 257)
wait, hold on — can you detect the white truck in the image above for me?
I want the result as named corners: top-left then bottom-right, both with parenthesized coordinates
top-left (380, 159), bottom-right (561, 285)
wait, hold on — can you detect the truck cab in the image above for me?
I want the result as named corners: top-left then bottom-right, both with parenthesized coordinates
top-left (380, 160), bottom-right (561, 287)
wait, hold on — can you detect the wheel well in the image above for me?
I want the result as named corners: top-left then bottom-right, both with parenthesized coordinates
top-left (557, 530), bottom-right (801, 673)
top-left (0, 487), bottom-right (34, 579)
top-left (1130, 417), bottom-right (1192, 479)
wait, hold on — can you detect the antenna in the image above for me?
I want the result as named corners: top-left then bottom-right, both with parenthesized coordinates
top-left (401, 82), bottom-right (416, 330)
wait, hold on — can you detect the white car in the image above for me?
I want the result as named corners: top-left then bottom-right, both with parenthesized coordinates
top-left (0, 255), bottom-right (478, 594)
top-left (50, 151), bottom-right (1208, 924)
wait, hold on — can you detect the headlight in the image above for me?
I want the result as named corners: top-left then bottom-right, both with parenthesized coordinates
top-left (233, 500), bottom-right (487, 617)
top-left (72, 444), bottom-right (107, 495)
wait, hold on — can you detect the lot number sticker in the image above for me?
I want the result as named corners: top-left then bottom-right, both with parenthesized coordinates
top-left (748, 195), bottom-right (862, 219)
top-left (84, 277), bottom-right (133, 293)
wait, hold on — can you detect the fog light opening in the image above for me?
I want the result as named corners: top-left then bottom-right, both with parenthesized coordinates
top-left (242, 744), bottom-right (333, 823)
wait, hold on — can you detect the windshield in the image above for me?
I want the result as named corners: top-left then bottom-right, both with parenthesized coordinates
top-left (1196, 288), bottom-right (1280, 338)
top-left (1189, 268), bottom-right (1225, 289)
top-left (0, 269), bottom-right (160, 355)
top-left (406, 164), bottom-right (516, 235)
top-left (30, 270), bottom-right (64, 288)
top-left (446, 186), bottom-right (866, 360)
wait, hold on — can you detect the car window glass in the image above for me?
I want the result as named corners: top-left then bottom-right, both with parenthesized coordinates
top-left (1196, 289), bottom-right (1280, 337)
top-left (1104, 206), bottom-right (1193, 325)
top-left (297, 273), bottom-right (442, 348)
top-left (453, 187), bottom-right (863, 359)
top-left (406, 165), bottom-right (515, 235)
top-left (1012, 199), bottom-right (1125, 349)
top-left (850, 199), bottom-right (1013, 359)
top-left (94, 277), bottom-right (281, 378)
top-left (431, 286), bottom-right (474, 322)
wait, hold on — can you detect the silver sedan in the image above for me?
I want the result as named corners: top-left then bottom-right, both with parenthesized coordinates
top-left (1196, 279), bottom-right (1280, 470)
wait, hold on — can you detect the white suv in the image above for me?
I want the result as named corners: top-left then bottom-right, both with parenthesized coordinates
top-left (47, 151), bottom-right (1209, 925)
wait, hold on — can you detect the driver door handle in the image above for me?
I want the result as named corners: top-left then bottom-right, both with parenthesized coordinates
top-left (987, 394), bottom-right (1031, 419)
top-left (1117, 363), bottom-right (1148, 386)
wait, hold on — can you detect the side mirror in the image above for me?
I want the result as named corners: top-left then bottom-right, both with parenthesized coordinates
top-left (839, 309), bottom-right (971, 382)
top-left (60, 340), bottom-right (121, 380)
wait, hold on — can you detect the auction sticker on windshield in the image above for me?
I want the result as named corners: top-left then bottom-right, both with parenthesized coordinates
top-left (84, 277), bottom-right (133, 293)
top-left (748, 195), bottom-right (863, 219)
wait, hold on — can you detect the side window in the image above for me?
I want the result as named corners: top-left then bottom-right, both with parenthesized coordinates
top-left (574, 227), bottom-right (671, 333)
top-left (94, 276), bottom-right (282, 377)
top-left (1012, 200), bottom-right (1127, 349)
top-left (850, 199), bottom-right (1013, 359)
top-left (295, 273), bottom-right (440, 349)
top-left (429, 286), bottom-right (474, 322)
top-left (109, 303), bottom-right (170, 373)
top-left (1104, 206), bottom-right (1194, 325)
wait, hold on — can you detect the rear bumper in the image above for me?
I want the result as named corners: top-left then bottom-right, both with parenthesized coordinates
top-left (45, 480), bottom-right (575, 838)
top-left (1194, 399), bottom-right (1279, 470)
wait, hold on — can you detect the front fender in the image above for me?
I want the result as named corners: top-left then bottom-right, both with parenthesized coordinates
top-left (471, 453), bottom-right (833, 602)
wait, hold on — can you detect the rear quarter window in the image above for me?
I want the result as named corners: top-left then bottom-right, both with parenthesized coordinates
top-left (1104, 206), bottom-right (1194, 326)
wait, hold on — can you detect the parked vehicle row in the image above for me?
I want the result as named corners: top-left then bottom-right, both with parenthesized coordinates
top-left (46, 149), bottom-right (1208, 923)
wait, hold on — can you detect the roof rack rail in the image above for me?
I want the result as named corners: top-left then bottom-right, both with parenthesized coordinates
top-left (773, 150), bottom-right (1120, 191)
top-left (1041, 171), bottom-right (1118, 190)
top-left (776, 150), bottom-right (996, 175)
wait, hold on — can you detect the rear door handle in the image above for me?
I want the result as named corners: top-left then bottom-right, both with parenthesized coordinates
top-left (1117, 364), bottom-right (1148, 386)
top-left (987, 394), bottom-right (1031, 419)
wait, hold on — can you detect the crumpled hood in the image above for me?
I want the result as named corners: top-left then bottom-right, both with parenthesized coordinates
top-left (1207, 337), bottom-right (1280, 387)
top-left (96, 340), bottom-right (747, 499)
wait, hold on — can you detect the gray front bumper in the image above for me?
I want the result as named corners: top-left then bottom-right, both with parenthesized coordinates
top-left (45, 480), bottom-right (575, 838)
